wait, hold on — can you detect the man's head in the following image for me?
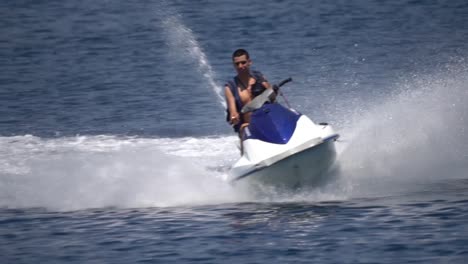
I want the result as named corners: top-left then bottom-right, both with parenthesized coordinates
top-left (232, 49), bottom-right (252, 74)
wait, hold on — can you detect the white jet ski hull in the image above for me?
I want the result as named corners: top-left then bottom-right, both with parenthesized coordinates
top-left (227, 78), bottom-right (340, 190)
top-left (233, 137), bottom-right (337, 189)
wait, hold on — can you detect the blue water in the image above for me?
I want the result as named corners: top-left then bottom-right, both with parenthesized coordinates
top-left (1, 0), bottom-right (468, 263)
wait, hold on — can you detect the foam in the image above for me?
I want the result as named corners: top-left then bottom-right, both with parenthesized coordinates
top-left (0, 135), bottom-right (247, 211)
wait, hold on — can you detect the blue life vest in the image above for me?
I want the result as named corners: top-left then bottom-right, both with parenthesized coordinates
top-left (225, 71), bottom-right (266, 132)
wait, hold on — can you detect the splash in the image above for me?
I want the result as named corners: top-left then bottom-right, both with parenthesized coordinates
top-left (337, 65), bottom-right (468, 197)
top-left (0, 135), bottom-right (346, 211)
top-left (162, 15), bottom-right (226, 108)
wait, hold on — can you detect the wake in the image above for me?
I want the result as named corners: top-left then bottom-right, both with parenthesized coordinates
top-left (0, 135), bottom-right (247, 211)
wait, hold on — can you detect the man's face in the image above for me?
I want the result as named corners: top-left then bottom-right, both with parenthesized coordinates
top-left (233, 55), bottom-right (251, 74)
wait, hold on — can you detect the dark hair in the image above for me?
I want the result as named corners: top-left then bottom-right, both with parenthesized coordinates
top-left (232, 49), bottom-right (249, 59)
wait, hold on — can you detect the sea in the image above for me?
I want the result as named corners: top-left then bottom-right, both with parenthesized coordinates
top-left (1, 0), bottom-right (468, 263)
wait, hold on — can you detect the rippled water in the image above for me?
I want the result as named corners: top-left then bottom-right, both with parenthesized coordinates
top-left (1, 0), bottom-right (468, 263)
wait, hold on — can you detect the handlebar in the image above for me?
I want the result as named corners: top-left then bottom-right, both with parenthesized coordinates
top-left (241, 77), bottom-right (293, 113)
top-left (277, 77), bottom-right (292, 88)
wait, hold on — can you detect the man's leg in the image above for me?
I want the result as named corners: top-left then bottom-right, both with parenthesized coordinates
top-left (238, 123), bottom-right (249, 155)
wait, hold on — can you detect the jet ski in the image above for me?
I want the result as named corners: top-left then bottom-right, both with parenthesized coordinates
top-left (228, 78), bottom-right (340, 189)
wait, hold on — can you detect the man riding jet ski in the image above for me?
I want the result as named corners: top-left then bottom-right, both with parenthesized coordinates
top-left (224, 49), bottom-right (274, 152)
top-left (224, 50), bottom-right (340, 188)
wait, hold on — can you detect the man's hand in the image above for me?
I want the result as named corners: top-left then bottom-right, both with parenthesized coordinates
top-left (230, 113), bottom-right (240, 125)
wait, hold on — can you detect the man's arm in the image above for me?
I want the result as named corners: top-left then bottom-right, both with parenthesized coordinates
top-left (262, 80), bottom-right (272, 89)
top-left (257, 72), bottom-right (272, 89)
top-left (260, 76), bottom-right (276, 102)
top-left (225, 85), bottom-right (240, 125)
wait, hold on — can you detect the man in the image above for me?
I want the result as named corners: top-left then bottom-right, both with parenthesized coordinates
top-left (225, 49), bottom-right (272, 138)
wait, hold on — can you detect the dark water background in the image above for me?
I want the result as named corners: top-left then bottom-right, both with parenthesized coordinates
top-left (1, 0), bottom-right (468, 263)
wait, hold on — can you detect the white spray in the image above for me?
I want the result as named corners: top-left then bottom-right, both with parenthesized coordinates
top-left (162, 15), bottom-right (226, 108)
top-left (336, 66), bottom-right (468, 197)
